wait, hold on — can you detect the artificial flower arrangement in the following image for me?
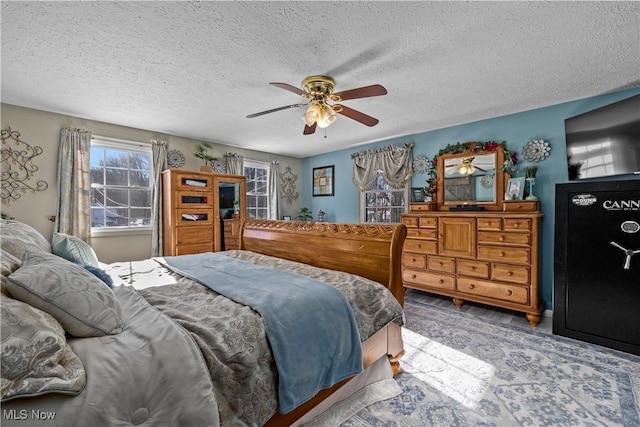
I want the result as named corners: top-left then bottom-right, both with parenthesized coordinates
top-left (424, 140), bottom-right (518, 195)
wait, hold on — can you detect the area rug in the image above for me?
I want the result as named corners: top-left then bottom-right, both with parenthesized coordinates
top-left (342, 292), bottom-right (640, 426)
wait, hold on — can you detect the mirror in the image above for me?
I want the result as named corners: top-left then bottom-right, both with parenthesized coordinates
top-left (436, 145), bottom-right (505, 211)
top-left (443, 153), bottom-right (496, 203)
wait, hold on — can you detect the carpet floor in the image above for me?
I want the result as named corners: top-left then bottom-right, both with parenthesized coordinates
top-left (342, 290), bottom-right (640, 427)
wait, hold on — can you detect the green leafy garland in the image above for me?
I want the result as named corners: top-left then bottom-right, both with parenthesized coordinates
top-left (425, 140), bottom-right (518, 195)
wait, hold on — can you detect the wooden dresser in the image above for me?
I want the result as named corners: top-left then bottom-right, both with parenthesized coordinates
top-left (401, 210), bottom-right (544, 326)
top-left (162, 169), bottom-right (246, 256)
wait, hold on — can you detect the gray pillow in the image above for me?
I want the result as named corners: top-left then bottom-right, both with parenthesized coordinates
top-left (1, 294), bottom-right (86, 401)
top-left (6, 251), bottom-right (125, 338)
top-left (1, 249), bottom-right (21, 297)
top-left (0, 219), bottom-right (51, 260)
top-left (52, 232), bottom-right (99, 267)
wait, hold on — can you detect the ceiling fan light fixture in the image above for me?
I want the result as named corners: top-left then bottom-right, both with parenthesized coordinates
top-left (317, 106), bottom-right (337, 128)
top-left (304, 104), bottom-right (322, 126)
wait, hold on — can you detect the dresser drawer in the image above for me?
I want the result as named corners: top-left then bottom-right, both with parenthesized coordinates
top-left (410, 203), bottom-right (435, 212)
top-left (477, 218), bottom-right (501, 230)
top-left (175, 243), bottom-right (213, 255)
top-left (401, 216), bottom-right (419, 227)
top-left (407, 228), bottom-right (437, 239)
top-left (402, 253), bottom-right (427, 269)
top-left (174, 173), bottom-right (214, 191)
top-left (403, 269), bottom-right (455, 291)
top-left (457, 277), bottom-right (529, 304)
top-left (503, 201), bottom-right (538, 212)
top-left (403, 239), bottom-right (437, 254)
top-left (503, 218), bottom-right (532, 231)
top-left (419, 217), bottom-right (438, 228)
top-left (492, 263), bottom-right (530, 284)
top-left (177, 192), bottom-right (213, 208)
top-left (176, 209), bottom-right (214, 226)
top-left (477, 245), bottom-right (530, 263)
top-left (176, 226), bottom-right (214, 245)
top-left (457, 259), bottom-right (490, 278)
top-left (477, 231), bottom-right (530, 245)
top-left (427, 255), bottom-right (456, 273)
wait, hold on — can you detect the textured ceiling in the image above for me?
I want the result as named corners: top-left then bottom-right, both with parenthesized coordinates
top-left (2, 1), bottom-right (639, 158)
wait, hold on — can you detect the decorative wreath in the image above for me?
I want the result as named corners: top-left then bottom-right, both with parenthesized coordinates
top-left (167, 149), bottom-right (185, 168)
top-left (522, 139), bottom-right (551, 162)
top-left (412, 156), bottom-right (431, 174)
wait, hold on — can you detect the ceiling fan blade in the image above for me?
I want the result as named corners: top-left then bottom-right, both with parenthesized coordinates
top-left (333, 84), bottom-right (387, 101)
top-left (303, 122), bottom-right (317, 135)
top-left (246, 103), bottom-right (306, 118)
top-left (337, 105), bottom-right (379, 127)
top-left (270, 82), bottom-right (305, 96)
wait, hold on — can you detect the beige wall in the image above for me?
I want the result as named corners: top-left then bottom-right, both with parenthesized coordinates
top-left (1, 103), bottom-right (303, 263)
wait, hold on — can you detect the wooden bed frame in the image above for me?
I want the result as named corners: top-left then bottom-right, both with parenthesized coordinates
top-left (240, 219), bottom-right (407, 426)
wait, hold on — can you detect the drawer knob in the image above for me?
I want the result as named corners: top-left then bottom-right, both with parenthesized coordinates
top-left (468, 283), bottom-right (475, 289)
top-left (471, 266), bottom-right (476, 270)
top-left (439, 279), bottom-right (444, 284)
top-left (507, 271), bottom-right (514, 276)
top-left (411, 274), bottom-right (417, 279)
top-left (412, 258), bottom-right (417, 262)
top-left (500, 251), bottom-right (505, 257)
top-left (506, 290), bottom-right (513, 296)
top-left (439, 261), bottom-right (444, 266)
top-left (499, 236), bottom-right (505, 242)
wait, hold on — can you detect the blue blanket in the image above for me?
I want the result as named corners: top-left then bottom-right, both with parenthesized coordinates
top-left (158, 252), bottom-right (363, 414)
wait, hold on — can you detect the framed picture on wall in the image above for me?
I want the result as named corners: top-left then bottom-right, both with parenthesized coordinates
top-left (507, 177), bottom-right (525, 200)
top-left (313, 165), bottom-right (334, 197)
top-left (411, 187), bottom-right (425, 202)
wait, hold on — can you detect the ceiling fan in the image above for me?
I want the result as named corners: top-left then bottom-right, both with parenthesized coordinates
top-left (446, 157), bottom-right (489, 175)
top-left (246, 75), bottom-right (387, 135)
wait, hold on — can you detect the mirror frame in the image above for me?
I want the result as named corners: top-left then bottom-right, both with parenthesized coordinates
top-left (436, 144), bottom-right (506, 211)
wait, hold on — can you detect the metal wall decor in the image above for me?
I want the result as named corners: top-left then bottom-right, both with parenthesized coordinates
top-left (412, 156), bottom-right (430, 174)
top-left (167, 149), bottom-right (185, 168)
top-left (279, 165), bottom-right (299, 204)
top-left (522, 139), bottom-right (551, 162)
top-left (1, 127), bottom-right (49, 206)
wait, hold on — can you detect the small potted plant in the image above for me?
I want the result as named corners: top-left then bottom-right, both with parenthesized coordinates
top-left (194, 142), bottom-right (217, 171)
top-left (296, 207), bottom-right (313, 221)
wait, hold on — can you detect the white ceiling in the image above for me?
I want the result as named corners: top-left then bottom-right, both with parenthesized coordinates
top-left (2, 1), bottom-right (639, 158)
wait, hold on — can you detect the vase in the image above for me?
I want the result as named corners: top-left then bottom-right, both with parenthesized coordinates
top-left (525, 178), bottom-right (538, 200)
top-left (200, 165), bottom-right (213, 172)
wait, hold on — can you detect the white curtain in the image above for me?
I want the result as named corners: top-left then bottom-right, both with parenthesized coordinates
top-left (269, 161), bottom-right (279, 220)
top-left (351, 142), bottom-right (414, 191)
top-left (55, 127), bottom-right (92, 241)
top-left (151, 140), bottom-right (168, 256)
top-left (224, 152), bottom-right (243, 175)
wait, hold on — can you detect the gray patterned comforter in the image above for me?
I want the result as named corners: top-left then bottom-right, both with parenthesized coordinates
top-left (131, 250), bottom-right (404, 426)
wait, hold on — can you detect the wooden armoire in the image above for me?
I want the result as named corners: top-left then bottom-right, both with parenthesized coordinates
top-left (161, 169), bottom-right (246, 256)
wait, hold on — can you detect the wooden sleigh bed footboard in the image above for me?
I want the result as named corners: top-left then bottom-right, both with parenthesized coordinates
top-left (240, 219), bottom-right (407, 426)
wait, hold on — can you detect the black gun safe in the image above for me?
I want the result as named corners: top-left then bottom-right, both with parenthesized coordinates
top-left (554, 179), bottom-right (640, 355)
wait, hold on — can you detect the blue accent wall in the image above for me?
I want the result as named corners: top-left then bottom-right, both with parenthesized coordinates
top-left (302, 88), bottom-right (640, 307)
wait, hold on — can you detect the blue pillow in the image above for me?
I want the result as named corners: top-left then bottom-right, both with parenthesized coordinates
top-left (51, 232), bottom-right (99, 267)
top-left (80, 263), bottom-right (114, 288)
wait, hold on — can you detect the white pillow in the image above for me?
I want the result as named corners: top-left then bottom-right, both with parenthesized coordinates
top-left (6, 251), bottom-right (125, 337)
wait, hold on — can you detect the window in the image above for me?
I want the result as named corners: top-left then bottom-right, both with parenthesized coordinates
top-left (90, 136), bottom-right (153, 229)
top-left (359, 170), bottom-right (408, 223)
top-left (244, 160), bottom-right (270, 219)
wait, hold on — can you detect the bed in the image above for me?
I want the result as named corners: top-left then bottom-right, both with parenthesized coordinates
top-left (1, 218), bottom-right (407, 426)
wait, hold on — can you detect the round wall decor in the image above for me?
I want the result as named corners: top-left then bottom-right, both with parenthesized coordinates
top-left (167, 149), bottom-right (185, 168)
top-left (522, 139), bottom-right (551, 162)
top-left (211, 159), bottom-right (226, 173)
top-left (412, 156), bottom-right (430, 174)
top-left (480, 174), bottom-right (494, 189)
